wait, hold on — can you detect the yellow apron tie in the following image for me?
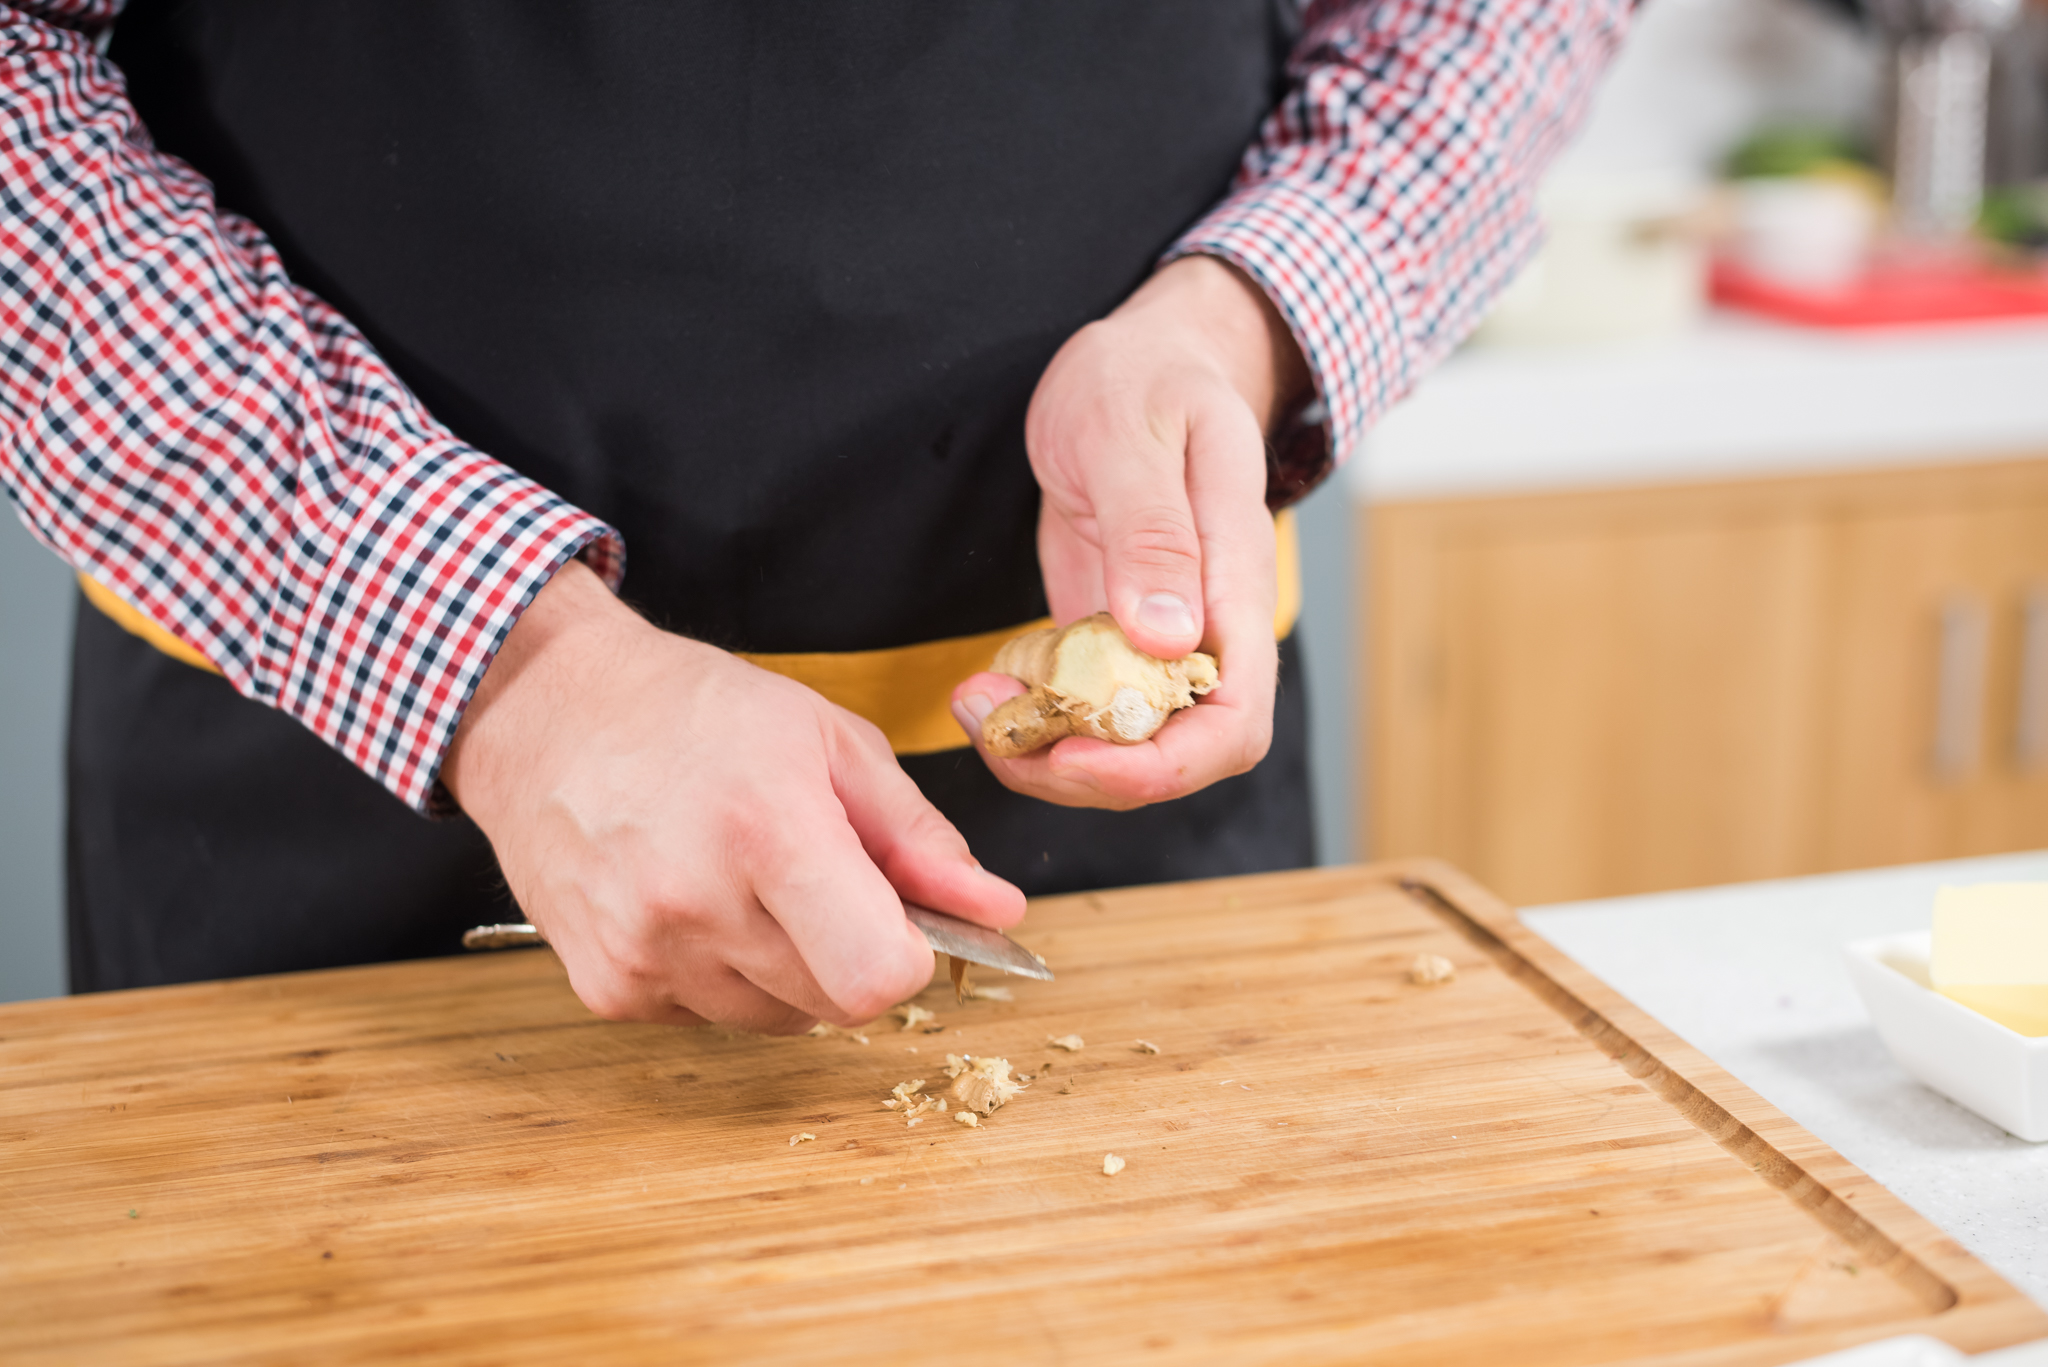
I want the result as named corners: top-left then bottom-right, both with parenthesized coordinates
top-left (77, 574), bottom-right (218, 674)
top-left (79, 508), bottom-right (1302, 756)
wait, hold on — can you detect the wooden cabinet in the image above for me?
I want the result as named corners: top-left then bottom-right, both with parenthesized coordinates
top-left (1365, 456), bottom-right (2048, 906)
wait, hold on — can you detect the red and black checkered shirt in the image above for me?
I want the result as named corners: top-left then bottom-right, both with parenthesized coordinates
top-left (1, 0), bottom-right (1627, 811)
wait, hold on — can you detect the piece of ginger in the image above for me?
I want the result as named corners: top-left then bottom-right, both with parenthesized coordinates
top-left (893, 1003), bottom-right (938, 1032)
top-left (1046, 1034), bottom-right (1085, 1051)
top-left (883, 1079), bottom-right (926, 1111)
top-left (885, 1077), bottom-right (951, 1127)
top-left (809, 1022), bottom-right (870, 1045)
top-left (981, 613), bottom-right (1218, 757)
top-left (948, 966), bottom-right (1018, 1005)
top-left (947, 1054), bottom-right (1027, 1116)
top-left (1409, 952), bottom-right (1457, 985)
top-left (1102, 1154), bottom-right (1126, 1176)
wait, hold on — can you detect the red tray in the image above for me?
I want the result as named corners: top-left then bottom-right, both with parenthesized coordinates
top-left (1711, 256), bottom-right (2048, 328)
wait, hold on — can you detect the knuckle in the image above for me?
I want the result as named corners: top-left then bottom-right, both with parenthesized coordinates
top-left (576, 978), bottom-right (643, 1022)
top-left (588, 924), bottom-right (685, 1011)
top-left (1109, 532), bottom-right (1203, 595)
top-left (611, 942), bottom-right (670, 990)
top-left (826, 709), bottom-right (896, 768)
top-left (895, 800), bottom-right (966, 855)
top-left (1113, 509), bottom-right (1201, 564)
top-left (716, 801), bottom-right (786, 871)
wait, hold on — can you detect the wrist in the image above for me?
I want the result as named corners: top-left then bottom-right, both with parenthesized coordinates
top-left (442, 557), bottom-right (644, 821)
top-left (1122, 254), bottom-right (1311, 433)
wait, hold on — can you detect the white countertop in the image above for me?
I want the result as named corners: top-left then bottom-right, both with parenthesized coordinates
top-left (1523, 851), bottom-right (2048, 1318)
top-left (1351, 314), bottom-right (2048, 503)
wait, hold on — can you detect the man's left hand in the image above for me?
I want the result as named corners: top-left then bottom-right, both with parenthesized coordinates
top-left (950, 254), bottom-right (1310, 810)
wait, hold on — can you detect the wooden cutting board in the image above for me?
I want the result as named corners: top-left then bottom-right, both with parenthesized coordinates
top-left (2, 861), bottom-right (2041, 1365)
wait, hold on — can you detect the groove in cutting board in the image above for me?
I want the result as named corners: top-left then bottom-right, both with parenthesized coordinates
top-left (1399, 873), bottom-right (1955, 1315)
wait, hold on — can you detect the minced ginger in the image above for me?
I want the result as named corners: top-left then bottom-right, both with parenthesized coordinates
top-left (893, 1004), bottom-right (939, 1032)
top-left (880, 1078), bottom-right (949, 1127)
top-left (1046, 1034), bottom-right (1085, 1052)
top-left (807, 1022), bottom-right (871, 1045)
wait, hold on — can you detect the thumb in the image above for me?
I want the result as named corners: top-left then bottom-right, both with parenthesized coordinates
top-left (1089, 432), bottom-right (1205, 659)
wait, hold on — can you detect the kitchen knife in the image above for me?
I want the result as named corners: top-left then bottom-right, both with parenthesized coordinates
top-left (462, 903), bottom-right (1053, 981)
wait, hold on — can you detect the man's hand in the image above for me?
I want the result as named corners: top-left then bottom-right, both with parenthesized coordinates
top-left (950, 255), bottom-right (1310, 809)
top-left (444, 560), bottom-right (1026, 1030)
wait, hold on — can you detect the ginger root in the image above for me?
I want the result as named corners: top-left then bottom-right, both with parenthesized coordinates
top-left (980, 613), bottom-right (1218, 757)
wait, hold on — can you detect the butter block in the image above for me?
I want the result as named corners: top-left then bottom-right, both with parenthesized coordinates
top-left (1931, 884), bottom-right (2048, 1037)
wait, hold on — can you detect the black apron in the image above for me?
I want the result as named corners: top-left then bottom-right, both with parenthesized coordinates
top-left (69, 1), bottom-right (1317, 992)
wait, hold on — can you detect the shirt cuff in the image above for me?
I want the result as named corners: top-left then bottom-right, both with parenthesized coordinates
top-left (1165, 179), bottom-right (1409, 477)
top-left (275, 439), bottom-right (623, 815)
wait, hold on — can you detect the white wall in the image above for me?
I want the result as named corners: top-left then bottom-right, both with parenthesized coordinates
top-left (0, 511), bottom-right (72, 1003)
top-left (1296, 477), bottom-right (1358, 866)
top-left (1550, 0), bottom-right (1877, 183)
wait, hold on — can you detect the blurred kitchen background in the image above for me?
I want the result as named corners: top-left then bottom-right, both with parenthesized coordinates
top-left (6, 0), bottom-right (2048, 1003)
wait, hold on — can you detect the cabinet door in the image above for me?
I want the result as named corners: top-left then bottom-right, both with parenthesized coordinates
top-left (1820, 487), bottom-right (2048, 868)
top-left (1366, 458), bottom-right (2048, 907)
top-left (1369, 488), bottom-right (1832, 906)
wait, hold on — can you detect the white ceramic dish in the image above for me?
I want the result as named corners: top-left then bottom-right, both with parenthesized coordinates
top-left (1843, 931), bottom-right (2048, 1142)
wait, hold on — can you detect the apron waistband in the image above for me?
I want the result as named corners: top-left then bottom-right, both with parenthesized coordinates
top-left (79, 511), bottom-right (1301, 756)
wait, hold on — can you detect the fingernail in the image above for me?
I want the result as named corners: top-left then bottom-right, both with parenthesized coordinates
top-left (1138, 593), bottom-right (1196, 640)
top-left (962, 693), bottom-right (993, 725)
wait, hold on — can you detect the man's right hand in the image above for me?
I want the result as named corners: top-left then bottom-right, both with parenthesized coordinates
top-left (442, 559), bottom-right (1025, 1032)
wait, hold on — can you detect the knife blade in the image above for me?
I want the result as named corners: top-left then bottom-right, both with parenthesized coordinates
top-left (901, 903), bottom-right (1053, 980)
top-left (462, 903), bottom-right (1053, 981)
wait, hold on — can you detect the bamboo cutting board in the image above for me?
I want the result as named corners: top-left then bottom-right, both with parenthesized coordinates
top-left (1, 862), bottom-right (2040, 1365)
